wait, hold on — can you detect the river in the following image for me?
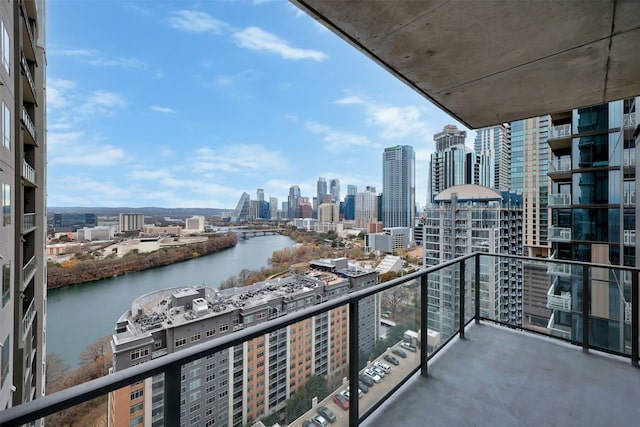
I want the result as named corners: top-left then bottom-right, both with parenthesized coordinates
top-left (46, 235), bottom-right (295, 368)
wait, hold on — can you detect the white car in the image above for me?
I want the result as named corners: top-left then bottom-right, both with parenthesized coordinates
top-left (363, 368), bottom-right (381, 383)
top-left (401, 341), bottom-right (417, 352)
top-left (374, 361), bottom-right (391, 374)
top-left (372, 366), bottom-right (386, 378)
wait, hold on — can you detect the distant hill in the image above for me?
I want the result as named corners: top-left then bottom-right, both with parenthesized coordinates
top-left (47, 207), bottom-right (231, 217)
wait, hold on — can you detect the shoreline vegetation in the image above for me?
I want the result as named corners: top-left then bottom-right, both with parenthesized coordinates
top-left (46, 232), bottom-right (238, 289)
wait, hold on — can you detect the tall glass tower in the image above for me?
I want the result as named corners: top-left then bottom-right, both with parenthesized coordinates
top-left (382, 145), bottom-right (415, 233)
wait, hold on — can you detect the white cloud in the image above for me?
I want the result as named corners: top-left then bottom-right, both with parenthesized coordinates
top-left (151, 105), bottom-right (175, 113)
top-left (48, 131), bottom-right (126, 166)
top-left (192, 144), bottom-right (288, 173)
top-left (232, 27), bottom-right (328, 62)
top-left (169, 10), bottom-right (228, 34)
top-left (305, 121), bottom-right (378, 151)
top-left (51, 48), bottom-right (145, 69)
top-left (47, 78), bottom-right (75, 109)
top-left (48, 79), bottom-right (126, 126)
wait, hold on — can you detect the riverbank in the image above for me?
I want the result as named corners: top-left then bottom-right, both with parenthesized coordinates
top-left (46, 233), bottom-right (237, 289)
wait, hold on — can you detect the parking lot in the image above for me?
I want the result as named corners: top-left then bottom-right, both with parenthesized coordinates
top-left (292, 342), bottom-right (420, 426)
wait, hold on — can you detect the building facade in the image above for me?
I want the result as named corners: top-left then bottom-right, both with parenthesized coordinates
top-left (354, 187), bottom-right (378, 229)
top-left (424, 185), bottom-right (524, 335)
top-left (52, 212), bottom-right (97, 232)
top-left (474, 124), bottom-right (511, 190)
top-left (109, 259), bottom-right (378, 427)
top-left (119, 213), bottom-right (145, 232)
top-left (185, 215), bottom-right (205, 234)
top-left (546, 98), bottom-right (638, 350)
top-left (382, 145), bottom-right (415, 234)
top-left (287, 185), bottom-right (301, 219)
top-left (0, 0), bottom-right (46, 416)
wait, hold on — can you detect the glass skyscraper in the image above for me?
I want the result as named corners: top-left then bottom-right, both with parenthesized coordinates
top-left (382, 145), bottom-right (415, 234)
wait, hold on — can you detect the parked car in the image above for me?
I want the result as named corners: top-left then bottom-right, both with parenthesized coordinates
top-left (392, 348), bottom-right (407, 358)
top-left (333, 393), bottom-right (349, 410)
top-left (401, 341), bottom-right (417, 352)
top-left (359, 374), bottom-right (374, 387)
top-left (312, 415), bottom-right (329, 427)
top-left (363, 368), bottom-right (381, 383)
top-left (358, 380), bottom-right (369, 393)
top-left (384, 354), bottom-right (400, 366)
top-left (317, 406), bottom-right (336, 423)
top-left (342, 387), bottom-right (363, 399)
top-left (373, 366), bottom-right (386, 378)
top-left (374, 361), bottom-right (392, 373)
top-left (303, 421), bottom-right (314, 427)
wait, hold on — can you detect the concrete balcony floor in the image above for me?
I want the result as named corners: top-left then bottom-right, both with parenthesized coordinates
top-left (363, 323), bottom-right (639, 427)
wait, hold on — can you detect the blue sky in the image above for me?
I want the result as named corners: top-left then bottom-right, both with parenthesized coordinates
top-left (47, 0), bottom-right (474, 210)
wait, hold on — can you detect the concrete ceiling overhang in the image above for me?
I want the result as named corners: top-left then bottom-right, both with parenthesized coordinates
top-left (291, 0), bottom-right (640, 129)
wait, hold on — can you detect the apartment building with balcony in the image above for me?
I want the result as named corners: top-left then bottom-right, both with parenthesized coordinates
top-left (424, 185), bottom-right (524, 332)
top-left (0, 0), bottom-right (46, 417)
top-left (546, 98), bottom-right (638, 347)
top-left (109, 258), bottom-right (378, 427)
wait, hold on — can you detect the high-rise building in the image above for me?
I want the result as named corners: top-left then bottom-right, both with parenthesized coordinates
top-left (429, 125), bottom-right (492, 202)
top-left (256, 188), bottom-right (264, 202)
top-left (287, 185), bottom-right (301, 219)
top-left (474, 124), bottom-right (511, 190)
top-left (0, 0), bottom-right (47, 416)
top-left (109, 259), bottom-right (378, 427)
top-left (52, 213), bottom-right (97, 232)
top-left (355, 186), bottom-right (378, 229)
top-left (297, 197), bottom-right (313, 219)
top-left (318, 198), bottom-right (339, 225)
top-left (546, 98), bottom-right (638, 348)
top-left (184, 216), bottom-right (205, 233)
top-left (316, 177), bottom-right (327, 208)
top-left (119, 213), bottom-right (145, 232)
top-left (329, 179), bottom-right (340, 204)
top-left (382, 145), bottom-right (415, 234)
top-left (424, 185), bottom-right (524, 333)
top-left (269, 197), bottom-right (278, 220)
top-left (347, 185), bottom-right (357, 196)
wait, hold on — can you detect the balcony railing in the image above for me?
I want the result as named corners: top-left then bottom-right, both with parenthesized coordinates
top-left (624, 190), bottom-right (636, 206)
top-left (548, 157), bottom-right (571, 173)
top-left (23, 213), bottom-right (36, 233)
top-left (22, 255), bottom-right (36, 291)
top-left (20, 53), bottom-right (36, 99)
top-left (623, 113), bottom-right (636, 130)
top-left (0, 253), bottom-right (637, 427)
top-left (548, 123), bottom-right (572, 139)
top-left (624, 230), bottom-right (636, 247)
top-left (548, 226), bottom-right (571, 242)
top-left (547, 277), bottom-right (572, 310)
top-left (22, 107), bottom-right (37, 143)
top-left (548, 193), bottom-right (571, 207)
top-left (623, 148), bottom-right (636, 167)
top-left (21, 298), bottom-right (36, 339)
top-left (22, 160), bottom-right (36, 185)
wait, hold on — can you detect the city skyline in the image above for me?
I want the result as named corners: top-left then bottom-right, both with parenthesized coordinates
top-left (47, 1), bottom-right (474, 210)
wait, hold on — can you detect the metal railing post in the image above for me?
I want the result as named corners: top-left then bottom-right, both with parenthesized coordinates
top-left (475, 254), bottom-right (480, 324)
top-left (421, 271), bottom-right (428, 377)
top-left (632, 270), bottom-right (639, 367)
top-left (459, 259), bottom-right (465, 339)
top-left (582, 265), bottom-right (590, 353)
top-left (348, 299), bottom-right (360, 426)
top-left (164, 363), bottom-right (182, 426)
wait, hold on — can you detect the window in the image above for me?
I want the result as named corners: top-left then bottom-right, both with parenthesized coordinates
top-left (219, 324), bottom-right (229, 333)
top-left (190, 403), bottom-right (201, 413)
top-left (2, 183), bottom-right (10, 226)
top-left (130, 416), bottom-right (144, 427)
top-left (175, 337), bottom-right (187, 347)
top-left (2, 262), bottom-right (9, 307)
top-left (130, 389), bottom-right (144, 400)
top-left (189, 379), bottom-right (201, 390)
top-left (130, 402), bottom-right (144, 414)
top-left (1, 336), bottom-right (9, 386)
top-left (2, 103), bottom-right (8, 150)
top-left (130, 347), bottom-right (149, 361)
top-left (1, 21), bottom-right (8, 73)
top-left (206, 328), bottom-right (216, 338)
top-left (191, 333), bottom-right (201, 342)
